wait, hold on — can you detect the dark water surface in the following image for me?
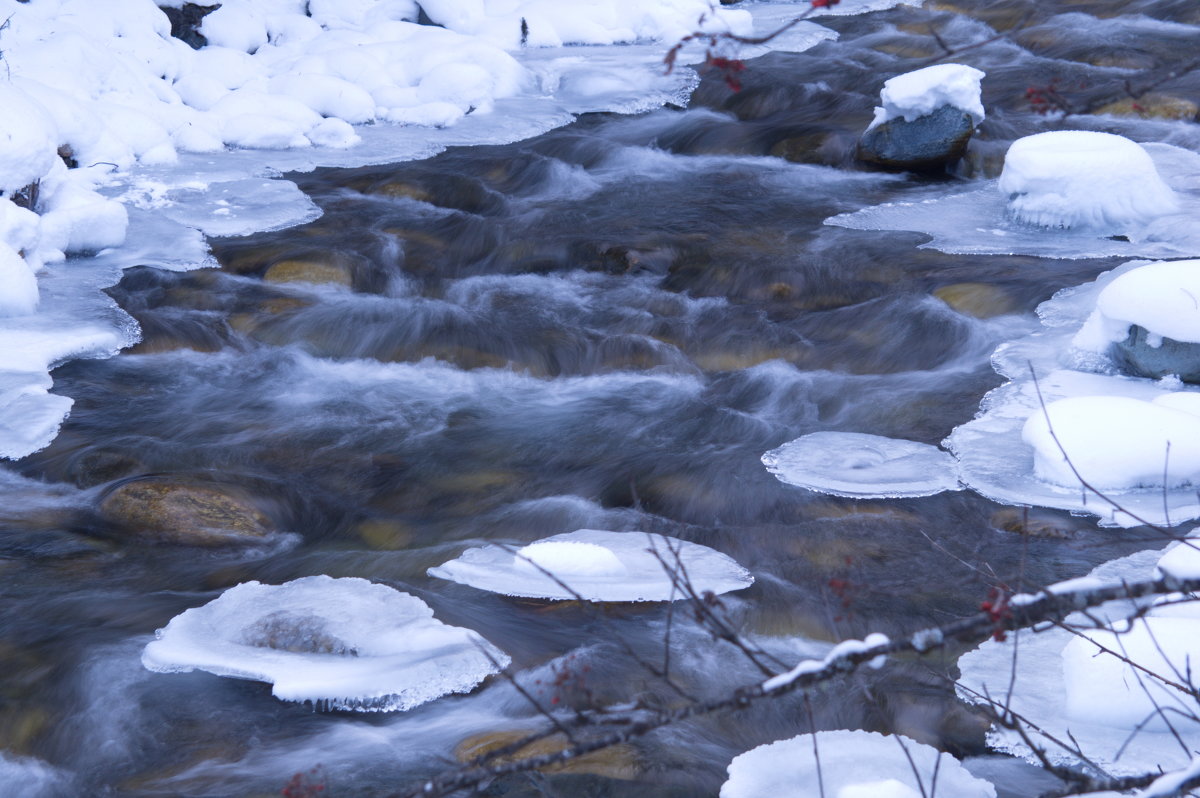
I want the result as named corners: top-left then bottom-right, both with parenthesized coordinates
top-left (4, 1), bottom-right (1199, 795)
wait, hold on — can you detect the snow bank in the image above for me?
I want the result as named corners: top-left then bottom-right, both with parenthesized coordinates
top-left (958, 547), bottom-right (1200, 774)
top-left (428, 528), bottom-right (753, 601)
top-left (141, 575), bottom-right (509, 711)
top-left (420, 0), bottom-right (752, 48)
top-left (867, 63), bottom-right (985, 132)
top-left (1022, 395), bottom-right (1200, 490)
top-left (1075, 259), bottom-right (1200, 352)
top-left (762, 431), bottom-right (960, 498)
top-left (999, 131), bottom-right (1179, 231)
top-left (720, 730), bottom-right (996, 798)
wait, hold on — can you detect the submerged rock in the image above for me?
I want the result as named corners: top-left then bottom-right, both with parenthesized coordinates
top-left (455, 730), bottom-right (640, 779)
top-left (98, 477), bottom-right (276, 546)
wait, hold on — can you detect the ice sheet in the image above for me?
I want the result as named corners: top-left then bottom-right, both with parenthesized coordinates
top-left (957, 548), bottom-right (1200, 776)
top-left (762, 431), bottom-right (960, 498)
top-left (946, 257), bottom-right (1200, 527)
top-left (827, 144), bottom-right (1200, 260)
top-left (142, 575), bottom-right (510, 712)
top-left (428, 528), bottom-right (754, 601)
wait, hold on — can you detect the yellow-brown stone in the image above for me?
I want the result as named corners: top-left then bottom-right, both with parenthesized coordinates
top-left (455, 730), bottom-right (640, 780)
top-left (933, 282), bottom-right (1017, 319)
top-left (1094, 94), bottom-right (1199, 122)
top-left (99, 478), bottom-right (275, 546)
top-left (262, 259), bottom-right (353, 287)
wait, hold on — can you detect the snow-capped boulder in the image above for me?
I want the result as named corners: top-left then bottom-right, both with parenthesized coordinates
top-left (857, 64), bottom-right (985, 170)
top-left (999, 131), bottom-right (1179, 232)
top-left (1073, 259), bottom-right (1200, 382)
top-left (428, 528), bottom-right (753, 602)
top-left (142, 575), bottom-right (510, 711)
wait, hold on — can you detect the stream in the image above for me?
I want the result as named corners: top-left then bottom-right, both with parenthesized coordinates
top-left (3, 1), bottom-right (1200, 796)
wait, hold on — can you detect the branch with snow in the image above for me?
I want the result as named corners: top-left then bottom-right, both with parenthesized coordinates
top-left (394, 570), bottom-right (1200, 797)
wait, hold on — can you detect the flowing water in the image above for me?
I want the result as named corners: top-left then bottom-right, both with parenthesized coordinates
top-left (3, 1), bottom-right (1200, 795)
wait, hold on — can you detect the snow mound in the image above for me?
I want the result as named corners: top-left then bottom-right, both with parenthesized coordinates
top-left (1075, 259), bottom-right (1200, 352)
top-left (958, 547), bottom-right (1200, 775)
top-left (720, 729), bottom-right (996, 798)
top-left (513, 541), bottom-right (628, 578)
top-left (1022, 396), bottom-right (1200, 490)
top-left (999, 131), bottom-right (1179, 231)
top-left (141, 575), bottom-right (509, 711)
top-left (428, 529), bottom-right (753, 602)
top-left (867, 63), bottom-right (985, 132)
top-left (762, 431), bottom-right (960, 498)
top-left (1156, 537), bottom-right (1200, 580)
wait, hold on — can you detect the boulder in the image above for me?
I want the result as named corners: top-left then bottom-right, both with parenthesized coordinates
top-left (1110, 324), bottom-right (1200, 383)
top-left (98, 476), bottom-right (276, 546)
top-left (159, 4), bottom-right (220, 50)
top-left (857, 105), bottom-right (977, 170)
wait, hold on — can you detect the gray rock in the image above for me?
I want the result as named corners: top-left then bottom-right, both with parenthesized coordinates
top-left (856, 104), bottom-right (977, 171)
top-left (1110, 324), bottom-right (1200, 383)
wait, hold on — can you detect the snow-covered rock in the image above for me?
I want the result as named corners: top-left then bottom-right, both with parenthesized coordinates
top-left (868, 64), bottom-right (985, 131)
top-left (999, 131), bottom-right (1179, 231)
top-left (1073, 259), bottom-right (1200, 382)
top-left (858, 64), bottom-right (984, 170)
top-left (142, 575), bottom-right (509, 711)
top-left (1022, 395), bottom-right (1200, 490)
top-left (762, 431), bottom-right (960, 498)
top-left (428, 528), bottom-right (754, 601)
top-left (720, 729), bottom-right (996, 798)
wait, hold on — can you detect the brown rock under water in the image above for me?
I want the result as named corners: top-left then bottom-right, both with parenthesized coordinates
top-left (455, 730), bottom-right (640, 780)
top-left (98, 477), bottom-right (276, 546)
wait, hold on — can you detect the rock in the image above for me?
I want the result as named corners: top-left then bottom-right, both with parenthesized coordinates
top-left (355, 519), bottom-right (414, 550)
top-left (159, 3), bottom-right (219, 50)
top-left (455, 730), bottom-right (640, 780)
top-left (98, 477), bottom-right (277, 546)
top-left (262, 259), bottom-right (354, 288)
top-left (857, 105), bottom-right (977, 171)
top-left (1095, 93), bottom-right (1199, 122)
top-left (1110, 324), bottom-right (1200, 383)
top-left (990, 507), bottom-right (1079, 539)
top-left (933, 283), bottom-right (1016, 318)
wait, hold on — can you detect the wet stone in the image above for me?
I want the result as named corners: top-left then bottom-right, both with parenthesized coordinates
top-left (355, 518), bottom-right (414, 550)
top-left (262, 259), bottom-right (354, 288)
top-left (933, 283), bottom-right (1017, 318)
top-left (857, 105), bottom-right (977, 171)
top-left (98, 477), bottom-right (276, 546)
top-left (989, 507), bottom-right (1080, 539)
top-left (455, 730), bottom-right (641, 780)
top-left (1094, 94), bottom-right (1199, 122)
top-left (1110, 324), bottom-right (1200, 384)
